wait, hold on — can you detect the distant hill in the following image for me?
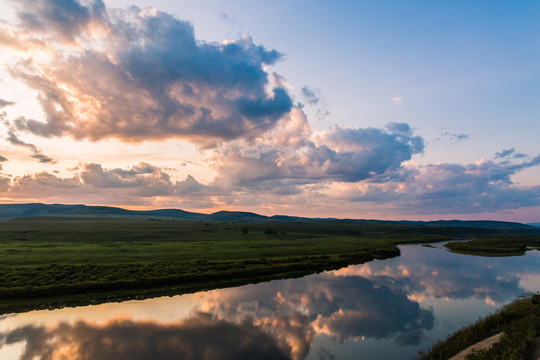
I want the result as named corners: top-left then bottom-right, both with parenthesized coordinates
top-left (0, 203), bottom-right (535, 229)
top-left (528, 223), bottom-right (540, 228)
top-left (397, 219), bottom-right (534, 229)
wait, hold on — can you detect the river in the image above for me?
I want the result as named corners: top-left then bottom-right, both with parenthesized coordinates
top-left (1, 242), bottom-right (539, 359)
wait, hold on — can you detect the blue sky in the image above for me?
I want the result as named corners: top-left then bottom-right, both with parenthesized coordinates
top-left (0, 0), bottom-right (538, 221)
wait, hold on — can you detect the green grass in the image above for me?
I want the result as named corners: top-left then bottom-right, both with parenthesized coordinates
top-left (0, 217), bottom-right (538, 314)
top-left (444, 234), bottom-right (540, 257)
top-left (417, 296), bottom-right (540, 360)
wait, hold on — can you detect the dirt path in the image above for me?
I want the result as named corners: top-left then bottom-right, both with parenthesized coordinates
top-left (448, 333), bottom-right (503, 360)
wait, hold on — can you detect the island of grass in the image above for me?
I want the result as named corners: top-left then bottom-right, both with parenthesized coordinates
top-left (444, 235), bottom-right (540, 256)
top-left (0, 211), bottom-right (539, 314)
top-left (417, 295), bottom-right (540, 360)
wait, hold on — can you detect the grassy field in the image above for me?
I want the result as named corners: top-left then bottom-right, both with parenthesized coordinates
top-left (444, 234), bottom-right (540, 256)
top-left (0, 216), bottom-right (538, 314)
top-left (417, 295), bottom-right (540, 360)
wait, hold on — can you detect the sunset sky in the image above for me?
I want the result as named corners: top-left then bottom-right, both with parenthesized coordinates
top-left (0, 0), bottom-right (539, 222)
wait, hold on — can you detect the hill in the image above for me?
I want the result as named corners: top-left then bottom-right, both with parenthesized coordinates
top-left (0, 203), bottom-right (535, 230)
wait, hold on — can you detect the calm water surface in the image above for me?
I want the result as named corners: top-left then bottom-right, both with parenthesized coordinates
top-left (1, 243), bottom-right (540, 360)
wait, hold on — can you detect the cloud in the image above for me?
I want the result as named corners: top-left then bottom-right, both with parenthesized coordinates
top-left (440, 131), bottom-right (469, 142)
top-left (0, 162), bottom-right (223, 209)
top-left (0, 150), bottom-right (538, 216)
top-left (340, 155), bottom-right (540, 214)
top-left (210, 114), bottom-right (425, 188)
top-left (301, 86), bottom-right (320, 105)
top-left (385, 122), bottom-right (413, 136)
top-left (495, 148), bottom-right (516, 159)
top-left (12, 0), bottom-right (107, 44)
top-left (494, 147), bottom-right (528, 160)
top-left (0, 155), bottom-right (7, 162)
top-left (4, 124), bottom-right (56, 164)
top-left (0, 99), bottom-right (15, 108)
top-left (6, 1), bottom-right (292, 145)
top-left (300, 86), bottom-right (329, 120)
top-left (392, 96), bottom-right (403, 103)
top-left (0, 1), bottom-right (538, 219)
top-left (0, 313), bottom-right (291, 360)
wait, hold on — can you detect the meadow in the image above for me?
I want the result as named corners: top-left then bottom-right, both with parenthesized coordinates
top-left (0, 216), bottom-right (538, 314)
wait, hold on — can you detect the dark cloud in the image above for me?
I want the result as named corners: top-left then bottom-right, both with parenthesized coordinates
top-left (4, 126), bottom-right (56, 164)
top-left (386, 122), bottom-right (413, 136)
top-left (31, 153), bottom-right (55, 164)
top-left (301, 86), bottom-right (319, 105)
top-left (1, 313), bottom-right (291, 360)
top-left (7, 2), bottom-right (292, 145)
top-left (0, 99), bottom-right (15, 108)
top-left (495, 147), bottom-right (516, 159)
top-left (0, 155), bottom-right (7, 162)
top-left (495, 148), bottom-right (529, 160)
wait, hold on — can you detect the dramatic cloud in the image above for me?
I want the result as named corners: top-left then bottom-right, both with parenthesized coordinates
top-left (210, 112), bottom-right (424, 188)
top-left (0, 0), bottom-right (538, 220)
top-left (6, 0), bottom-right (292, 145)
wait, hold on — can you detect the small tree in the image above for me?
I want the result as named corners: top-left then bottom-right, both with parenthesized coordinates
top-left (242, 227), bottom-right (248, 235)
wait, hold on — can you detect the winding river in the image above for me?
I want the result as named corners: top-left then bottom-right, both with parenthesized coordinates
top-left (1, 243), bottom-right (540, 359)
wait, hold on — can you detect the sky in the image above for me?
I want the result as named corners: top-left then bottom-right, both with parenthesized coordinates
top-left (0, 0), bottom-right (538, 222)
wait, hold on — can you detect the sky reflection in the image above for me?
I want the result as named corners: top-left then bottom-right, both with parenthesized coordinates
top-left (1, 245), bottom-right (539, 360)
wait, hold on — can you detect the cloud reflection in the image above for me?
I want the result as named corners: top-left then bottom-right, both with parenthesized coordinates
top-left (334, 245), bottom-right (538, 306)
top-left (197, 273), bottom-right (434, 359)
top-left (1, 312), bottom-right (290, 360)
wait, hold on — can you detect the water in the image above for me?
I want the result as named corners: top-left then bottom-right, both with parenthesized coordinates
top-left (1, 243), bottom-right (540, 359)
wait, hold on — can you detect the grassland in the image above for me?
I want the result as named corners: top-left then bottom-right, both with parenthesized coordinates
top-left (0, 216), bottom-right (538, 314)
top-left (417, 295), bottom-right (540, 360)
top-left (444, 234), bottom-right (540, 256)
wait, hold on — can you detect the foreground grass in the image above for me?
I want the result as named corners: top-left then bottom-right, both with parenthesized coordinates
top-left (0, 217), bottom-right (538, 314)
top-left (417, 296), bottom-right (540, 360)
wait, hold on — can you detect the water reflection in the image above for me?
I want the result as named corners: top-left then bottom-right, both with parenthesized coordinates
top-left (337, 245), bottom-right (539, 306)
top-left (1, 245), bottom-right (539, 360)
top-left (1, 313), bottom-right (289, 360)
top-left (198, 274), bottom-right (434, 354)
